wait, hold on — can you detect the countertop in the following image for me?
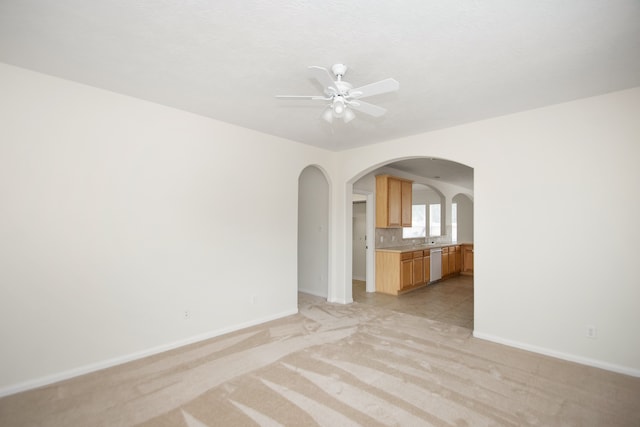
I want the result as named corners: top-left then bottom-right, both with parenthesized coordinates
top-left (376, 242), bottom-right (473, 253)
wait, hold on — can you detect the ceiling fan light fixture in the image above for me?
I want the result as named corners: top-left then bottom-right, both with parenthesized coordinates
top-left (343, 108), bottom-right (355, 123)
top-left (322, 108), bottom-right (334, 123)
top-left (332, 97), bottom-right (346, 117)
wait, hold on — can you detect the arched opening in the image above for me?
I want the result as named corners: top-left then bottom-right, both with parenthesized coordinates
top-left (297, 165), bottom-right (330, 299)
top-left (349, 156), bottom-right (474, 329)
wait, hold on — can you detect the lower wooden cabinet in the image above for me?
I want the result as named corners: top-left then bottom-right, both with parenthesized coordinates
top-left (462, 244), bottom-right (474, 275)
top-left (400, 253), bottom-right (413, 290)
top-left (424, 252), bottom-right (431, 285)
top-left (412, 252), bottom-right (424, 286)
top-left (448, 247), bottom-right (456, 275)
top-left (443, 245), bottom-right (462, 277)
top-left (377, 249), bottom-right (429, 295)
top-left (455, 246), bottom-right (462, 273)
top-left (441, 247), bottom-right (450, 277)
top-left (376, 245), bottom-right (469, 295)
top-left (449, 245), bottom-right (462, 275)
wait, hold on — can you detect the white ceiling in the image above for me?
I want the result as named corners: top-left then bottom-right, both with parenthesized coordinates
top-left (388, 158), bottom-right (474, 191)
top-left (1, 0), bottom-right (639, 152)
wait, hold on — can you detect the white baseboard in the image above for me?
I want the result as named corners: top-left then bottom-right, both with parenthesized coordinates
top-left (0, 308), bottom-right (299, 398)
top-left (298, 288), bottom-right (328, 299)
top-left (298, 289), bottom-right (352, 304)
top-left (328, 297), bottom-right (354, 304)
top-left (473, 331), bottom-right (640, 378)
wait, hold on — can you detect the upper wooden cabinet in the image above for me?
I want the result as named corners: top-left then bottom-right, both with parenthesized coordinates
top-left (376, 175), bottom-right (413, 228)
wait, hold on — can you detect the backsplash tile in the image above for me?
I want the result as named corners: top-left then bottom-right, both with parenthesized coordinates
top-left (375, 228), bottom-right (450, 248)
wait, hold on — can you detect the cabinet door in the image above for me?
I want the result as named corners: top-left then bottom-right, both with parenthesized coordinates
top-left (448, 248), bottom-right (455, 274)
top-left (375, 175), bottom-right (413, 228)
top-left (455, 249), bottom-right (462, 273)
top-left (424, 255), bottom-right (431, 283)
top-left (442, 252), bottom-right (450, 277)
top-left (388, 178), bottom-right (402, 227)
top-left (413, 255), bottom-right (424, 285)
top-left (463, 246), bottom-right (474, 273)
top-left (401, 180), bottom-right (413, 227)
top-left (400, 258), bottom-right (413, 289)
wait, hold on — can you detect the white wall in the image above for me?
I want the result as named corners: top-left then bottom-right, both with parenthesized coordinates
top-left (453, 193), bottom-right (474, 243)
top-left (412, 186), bottom-right (442, 206)
top-left (298, 166), bottom-right (329, 297)
top-left (0, 63), bottom-right (333, 394)
top-left (333, 87), bottom-right (640, 375)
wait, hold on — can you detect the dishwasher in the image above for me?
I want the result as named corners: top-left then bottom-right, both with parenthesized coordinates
top-left (430, 248), bottom-right (442, 282)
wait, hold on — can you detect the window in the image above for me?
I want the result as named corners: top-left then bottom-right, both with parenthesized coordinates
top-left (402, 204), bottom-right (426, 238)
top-left (429, 204), bottom-right (441, 236)
top-left (452, 203), bottom-right (457, 242)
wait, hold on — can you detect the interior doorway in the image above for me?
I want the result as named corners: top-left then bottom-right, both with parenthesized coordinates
top-left (297, 165), bottom-right (329, 299)
top-left (352, 200), bottom-right (366, 282)
top-left (352, 190), bottom-right (375, 294)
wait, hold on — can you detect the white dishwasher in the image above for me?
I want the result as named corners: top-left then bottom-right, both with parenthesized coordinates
top-left (430, 248), bottom-right (442, 282)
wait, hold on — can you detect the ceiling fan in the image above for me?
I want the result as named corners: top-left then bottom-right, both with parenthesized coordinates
top-left (276, 64), bottom-right (399, 123)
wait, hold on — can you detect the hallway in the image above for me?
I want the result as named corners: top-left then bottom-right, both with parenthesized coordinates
top-left (353, 275), bottom-right (474, 329)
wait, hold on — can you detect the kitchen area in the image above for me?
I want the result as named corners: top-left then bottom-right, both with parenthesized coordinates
top-left (352, 159), bottom-right (474, 328)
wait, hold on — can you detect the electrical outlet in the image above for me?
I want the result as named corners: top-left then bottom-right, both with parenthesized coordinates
top-left (586, 325), bottom-right (597, 339)
top-left (184, 310), bottom-right (191, 320)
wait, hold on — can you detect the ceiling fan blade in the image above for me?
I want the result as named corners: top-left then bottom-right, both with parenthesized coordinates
top-left (350, 78), bottom-right (399, 99)
top-left (309, 66), bottom-right (337, 92)
top-left (349, 100), bottom-right (387, 117)
top-left (275, 95), bottom-right (327, 100)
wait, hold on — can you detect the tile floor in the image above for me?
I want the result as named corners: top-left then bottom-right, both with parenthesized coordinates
top-left (352, 274), bottom-right (474, 329)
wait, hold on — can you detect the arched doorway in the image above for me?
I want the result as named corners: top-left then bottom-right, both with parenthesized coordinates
top-left (297, 165), bottom-right (330, 299)
top-left (348, 157), bottom-right (474, 328)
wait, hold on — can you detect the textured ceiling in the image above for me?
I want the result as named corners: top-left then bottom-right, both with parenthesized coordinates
top-left (1, 0), bottom-right (639, 151)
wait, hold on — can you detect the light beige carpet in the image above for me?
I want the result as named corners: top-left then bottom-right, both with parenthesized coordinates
top-left (1, 293), bottom-right (639, 426)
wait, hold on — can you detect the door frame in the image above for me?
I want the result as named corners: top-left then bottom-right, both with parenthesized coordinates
top-left (353, 189), bottom-right (375, 293)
